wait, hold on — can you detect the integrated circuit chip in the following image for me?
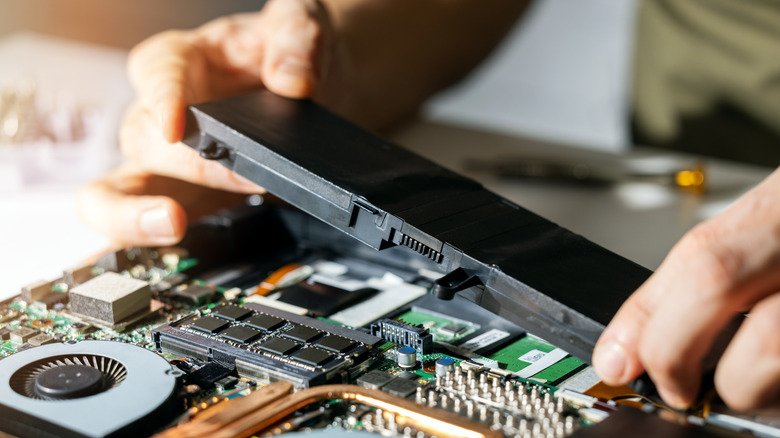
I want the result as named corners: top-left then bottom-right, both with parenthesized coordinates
top-left (283, 325), bottom-right (322, 343)
top-left (152, 302), bottom-right (383, 389)
top-left (382, 377), bottom-right (420, 398)
top-left (440, 323), bottom-right (467, 337)
top-left (245, 314), bottom-right (285, 331)
top-left (316, 336), bottom-right (355, 353)
top-left (173, 285), bottom-right (216, 306)
top-left (257, 337), bottom-right (299, 356)
top-left (356, 370), bottom-right (395, 390)
top-left (210, 304), bottom-right (253, 322)
top-left (220, 326), bottom-right (262, 344)
top-left (290, 348), bottom-right (334, 366)
top-left (189, 316), bottom-right (230, 334)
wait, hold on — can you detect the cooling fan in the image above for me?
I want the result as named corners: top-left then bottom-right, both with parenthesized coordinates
top-left (0, 340), bottom-right (180, 438)
top-left (10, 353), bottom-right (127, 401)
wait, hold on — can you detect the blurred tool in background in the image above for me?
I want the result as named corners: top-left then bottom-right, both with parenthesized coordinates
top-left (467, 156), bottom-right (706, 193)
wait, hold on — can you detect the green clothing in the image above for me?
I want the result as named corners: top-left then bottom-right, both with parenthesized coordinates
top-left (633, 0), bottom-right (780, 166)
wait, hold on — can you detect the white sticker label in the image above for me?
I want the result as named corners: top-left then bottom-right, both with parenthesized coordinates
top-left (514, 348), bottom-right (569, 379)
top-left (519, 349), bottom-right (548, 364)
top-left (460, 329), bottom-right (511, 352)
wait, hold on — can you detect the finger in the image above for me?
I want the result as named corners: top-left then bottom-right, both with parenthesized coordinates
top-left (716, 292), bottom-right (780, 410)
top-left (77, 169), bottom-right (188, 247)
top-left (128, 30), bottom-right (198, 143)
top-left (596, 169), bottom-right (780, 409)
top-left (637, 178), bottom-right (780, 408)
top-left (593, 272), bottom-right (664, 386)
top-left (120, 101), bottom-right (264, 194)
top-left (259, 0), bottom-right (326, 98)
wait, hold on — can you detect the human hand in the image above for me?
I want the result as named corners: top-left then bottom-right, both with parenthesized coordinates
top-left (78, 0), bottom-right (348, 246)
top-left (593, 167), bottom-right (780, 411)
top-left (77, 164), bottom-right (252, 247)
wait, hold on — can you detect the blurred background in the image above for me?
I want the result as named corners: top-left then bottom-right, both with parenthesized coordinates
top-left (0, 0), bottom-right (264, 48)
top-left (0, 0), bottom-right (773, 299)
top-left (0, 1), bottom-right (269, 295)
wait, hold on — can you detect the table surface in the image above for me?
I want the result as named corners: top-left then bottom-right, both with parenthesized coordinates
top-left (393, 123), bottom-right (772, 270)
top-left (0, 33), bottom-right (773, 300)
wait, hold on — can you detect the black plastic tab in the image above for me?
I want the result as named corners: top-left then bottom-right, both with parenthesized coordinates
top-left (432, 268), bottom-right (483, 300)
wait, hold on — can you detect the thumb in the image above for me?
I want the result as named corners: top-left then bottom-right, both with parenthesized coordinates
top-left (257, 0), bottom-right (330, 98)
top-left (77, 174), bottom-right (188, 247)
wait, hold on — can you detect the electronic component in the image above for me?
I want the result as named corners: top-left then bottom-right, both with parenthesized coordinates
top-left (27, 334), bottom-right (56, 346)
top-left (154, 272), bottom-right (187, 292)
top-left (435, 357), bottom-right (456, 377)
top-left (187, 360), bottom-right (234, 388)
top-left (220, 325), bottom-right (263, 344)
top-left (277, 282), bottom-right (378, 317)
top-left (424, 364), bottom-right (585, 436)
top-left (69, 322), bottom-right (92, 336)
top-left (63, 264), bottom-right (94, 287)
top-left (316, 335), bottom-right (356, 354)
top-left (370, 318), bottom-right (433, 354)
top-left (210, 304), bottom-right (253, 321)
top-left (189, 316), bottom-right (230, 334)
top-left (283, 325), bottom-right (322, 343)
top-left (356, 370), bottom-right (396, 390)
top-left (397, 346), bottom-right (417, 369)
top-left (69, 272), bottom-right (151, 325)
top-left (440, 323), bottom-right (467, 337)
top-left (0, 341), bottom-right (178, 437)
top-left (0, 327), bottom-right (11, 340)
top-left (254, 263), bottom-right (313, 296)
top-left (20, 279), bottom-right (52, 303)
top-left (382, 377), bottom-right (421, 398)
top-left (0, 305), bottom-right (19, 323)
top-left (215, 376), bottom-right (239, 390)
top-left (172, 284), bottom-right (217, 305)
top-left (10, 327), bottom-right (38, 344)
top-left (32, 291), bottom-right (69, 310)
top-left (245, 313), bottom-right (286, 331)
top-left (290, 348), bottom-right (335, 366)
top-left (257, 337), bottom-right (299, 356)
top-left (152, 302), bottom-right (382, 389)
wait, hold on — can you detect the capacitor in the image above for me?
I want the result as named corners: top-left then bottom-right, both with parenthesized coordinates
top-left (435, 357), bottom-right (456, 377)
top-left (397, 347), bottom-right (417, 368)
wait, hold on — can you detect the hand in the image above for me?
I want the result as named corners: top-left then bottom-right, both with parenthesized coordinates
top-left (78, 0), bottom-right (348, 246)
top-left (77, 164), bottom-right (251, 247)
top-left (593, 167), bottom-right (780, 411)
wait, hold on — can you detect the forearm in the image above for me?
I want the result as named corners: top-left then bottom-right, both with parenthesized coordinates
top-left (321, 0), bottom-right (531, 131)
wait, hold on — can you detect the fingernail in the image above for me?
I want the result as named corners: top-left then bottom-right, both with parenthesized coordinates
top-left (278, 57), bottom-right (312, 77)
top-left (140, 207), bottom-right (175, 238)
top-left (274, 57), bottom-right (315, 94)
top-left (594, 341), bottom-right (627, 383)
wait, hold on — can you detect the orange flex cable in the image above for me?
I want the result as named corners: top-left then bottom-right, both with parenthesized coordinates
top-left (253, 264), bottom-right (313, 296)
